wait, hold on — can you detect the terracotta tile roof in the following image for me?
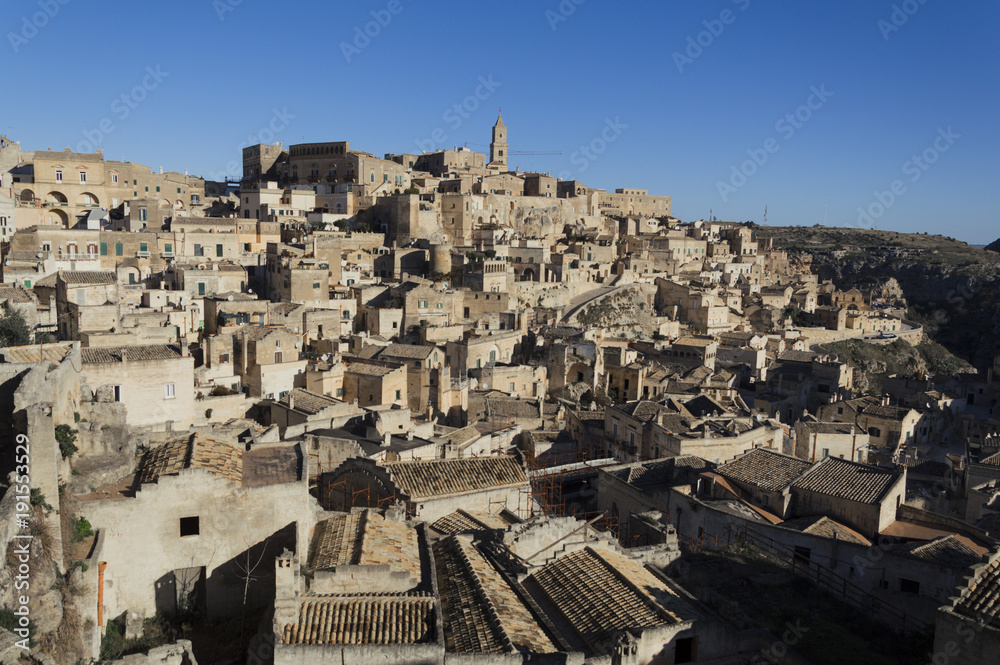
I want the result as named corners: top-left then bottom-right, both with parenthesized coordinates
top-left (280, 388), bottom-right (341, 415)
top-left (138, 436), bottom-right (242, 486)
top-left (384, 456), bottom-right (528, 500)
top-left (862, 404), bottom-right (915, 420)
top-left (81, 344), bottom-right (183, 364)
top-left (430, 510), bottom-right (512, 536)
top-left (0, 343), bottom-right (74, 363)
top-left (908, 535), bottom-right (982, 569)
top-left (358, 513), bottom-right (422, 577)
top-left (281, 596), bottom-right (435, 645)
top-left (345, 362), bottom-right (395, 377)
top-left (718, 448), bottom-right (811, 492)
top-left (58, 271), bottom-right (117, 285)
top-left (311, 513), bottom-right (364, 569)
top-left (529, 547), bottom-right (686, 654)
top-left (800, 421), bottom-right (857, 435)
top-left (792, 456), bottom-right (900, 505)
top-left (0, 285), bottom-right (34, 303)
top-left (781, 515), bottom-right (871, 546)
top-left (434, 536), bottom-right (555, 654)
top-left (378, 344), bottom-right (435, 360)
top-left (952, 558), bottom-right (1000, 627)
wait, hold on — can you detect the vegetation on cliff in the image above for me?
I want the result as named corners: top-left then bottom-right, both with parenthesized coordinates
top-left (823, 338), bottom-right (974, 395)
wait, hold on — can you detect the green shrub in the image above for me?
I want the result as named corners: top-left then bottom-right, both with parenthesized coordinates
top-left (55, 424), bottom-right (78, 459)
top-left (72, 516), bottom-right (93, 543)
top-left (30, 488), bottom-right (52, 513)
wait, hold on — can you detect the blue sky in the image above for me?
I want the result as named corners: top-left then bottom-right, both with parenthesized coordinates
top-left (3, 0), bottom-right (998, 242)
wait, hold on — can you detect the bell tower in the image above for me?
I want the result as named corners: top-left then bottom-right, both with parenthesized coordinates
top-left (490, 110), bottom-right (508, 169)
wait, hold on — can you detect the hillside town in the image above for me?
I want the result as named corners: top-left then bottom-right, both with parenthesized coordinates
top-left (1, 115), bottom-right (999, 665)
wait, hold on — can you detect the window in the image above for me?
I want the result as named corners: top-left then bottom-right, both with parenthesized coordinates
top-left (139, 242), bottom-right (148, 253)
top-left (55, 170), bottom-right (63, 182)
top-left (274, 351), bottom-right (283, 363)
top-left (198, 282), bottom-right (205, 296)
top-left (216, 244), bottom-right (223, 257)
top-left (419, 300), bottom-right (428, 308)
top-left (868, 426), bottom-right (881, 438)
top-left (99, 241), bottom-right (107, 256)
top-left (164, 383), bottom-right (176, 399)
top-left (115, 242), bottom-right (123, 256)
top-left (139, 208), bottom-right (148, 222)
top-left (220, 353), bottom-right (230, 363)
top-left (822, 448), bottom-right (830, 459)
top-left (79, 171), bottom-right (87, 184)
top-left (395, 389), bottom-right (401, 401)
top-left (179, 516), bottom-right (200, 537)
top-left (336, 388), bottom-right (344, 397)
top-left (313, 282), bottom-right (320, 289)
top-left (112, 174), bottom-right (119, 184)
top-left (900, 578), bottom-right (920, 594)
top-left (164, 243), bottom-right (172, 254)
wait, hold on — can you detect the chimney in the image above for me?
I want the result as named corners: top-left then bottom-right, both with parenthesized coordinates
top-left (180, 339), bottom-right (189, 358)
top-left (159, 166), bottom-right (163, 174)
top-left (383, 432), bottom-right (391, 447)
top-left (288, 393), bottom-right (295, 411)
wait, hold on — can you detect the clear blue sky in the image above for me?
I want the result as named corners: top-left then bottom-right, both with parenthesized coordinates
top-left (3, 0), bottom-right (998, 242)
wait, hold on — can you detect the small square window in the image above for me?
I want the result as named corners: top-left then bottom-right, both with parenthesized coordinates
top-left (180, 516), bottom-right (200, 537)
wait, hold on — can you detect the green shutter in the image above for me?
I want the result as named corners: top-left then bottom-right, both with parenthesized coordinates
top-left (140, 242), bottom-right (148, 252)
top-left (100, 242), bottom-right (107, 256)
top-left (115, 242), bottom-right (123, 256)
top-left (216, 244), bottom-right (223, 257)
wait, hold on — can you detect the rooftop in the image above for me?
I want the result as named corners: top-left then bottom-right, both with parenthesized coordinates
top-left (718, 448), bottom-right (811, 493)
top-left (792, 456), bottom-right (901, 505)
top-left (384, 455), bottom-right (528, 500)
top-left (81, 344), bottom-right (183, 364)
top-left (58, 270), bottom-right (117, 285)
top-left (281, 596), bottom-right (435, 645)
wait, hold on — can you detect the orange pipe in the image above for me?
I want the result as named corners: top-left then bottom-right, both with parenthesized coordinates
top-left (97, 562), bottom-right (107, 627)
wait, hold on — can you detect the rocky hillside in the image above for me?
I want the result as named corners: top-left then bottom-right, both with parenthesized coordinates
top-left (823, 338), bottom-right (974, 395)
top-left (756, 225), bottom-right (1000, 370)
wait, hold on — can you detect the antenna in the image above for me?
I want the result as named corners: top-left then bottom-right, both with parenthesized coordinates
top-left (763, 205), bottom-right (768, 226)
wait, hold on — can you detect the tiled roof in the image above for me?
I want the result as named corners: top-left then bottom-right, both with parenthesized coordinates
top-left (310, 511), bottom-right (421, 577)
top-left (384, 456), bottom-right (527, 500)
top-left (281, 596), bottom-right (435, 645)
top-left (379, 344), bottom-right (435, 360)
top-left (781, 515), bottom-right (871, 546)
top-left (908, 535), bottom-right (981, 569)
top-left (529, 547), bottom-right (685, 654)
top-left (862, 404), bottom-right (915, 420)
top-left (138, 437), bottom-right (242, 486)
top-left (310, 513), bottom-right (364, 568)
top-left (800, 421), bottom-right (857, 435)
top-left (346, 362), bottom-right (395, 377)
top-left (792, 456), bottom-right (900, 505)
top-left (979, 451), bottom-right (1000, 466)
top-left (718, 448), bottom-right (811, 492)
top-left (430, 510), bottom-right (512, 535)
top-left (0, 285), bottom-right (34, 303)
top-left (81, 344), bottom-right (182, 364)
top-left (953, 558), bottom-right (1000, 627)
top-left (280, 388), bottom-right (341, 414)
top-left (58, 271), bottom-right (117, 285)
top-left (434, 536), bottom-right (555, 654)
top-left (0, 343), bottom-right (74, 364)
